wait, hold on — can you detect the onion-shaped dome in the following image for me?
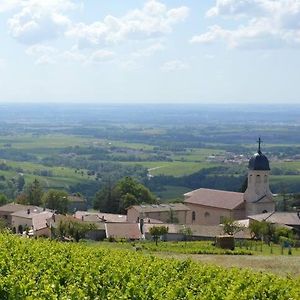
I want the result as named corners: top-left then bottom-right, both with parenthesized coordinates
top-left (248, 151), bottom-right (270, 170)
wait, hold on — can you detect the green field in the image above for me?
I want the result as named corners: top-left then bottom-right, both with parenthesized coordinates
top-left (0, 234), bottom-right (299, 299)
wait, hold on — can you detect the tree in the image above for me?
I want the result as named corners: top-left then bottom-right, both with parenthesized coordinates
top-left (116, 177), bottom-right (156, 213)
top-left (221, 217), bottom-right (243, 236)
top-left (43, 190), bottom-right (69, 214)
top-left (0, 193), bottom-right (8, 206)
top-left (249, 220), bottom-right (275, 244)
top-left (55, 219), bottom-right (96, 242)
top-left (179, 226), bottom-right (193, 242)
top-left (17, 175), bottom-right (25, 192)
top-left (26, 179), bottom-right (44, 206)
top-left (15, 192), bottom-right (29, 205)
top-left (94, 177), bottom-right (156, 214)
top-left (93, 180), bottom-right (118, 213)
top-left (149, 226), bottom-right (169, 246)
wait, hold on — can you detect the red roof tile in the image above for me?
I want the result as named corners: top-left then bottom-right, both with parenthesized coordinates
top-left (184, 188), bottom-right (244, 210)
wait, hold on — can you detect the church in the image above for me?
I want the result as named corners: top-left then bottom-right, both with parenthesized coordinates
top-left (184, 139), bottom-right (276, 225)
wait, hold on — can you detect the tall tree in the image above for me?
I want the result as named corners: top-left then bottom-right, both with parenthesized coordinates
top-left (26, 179), bottom-right (44, 206)
top-left (43, 190), bottom-right (69, 214)
top-left (93, 176), bottom-right (156, 214)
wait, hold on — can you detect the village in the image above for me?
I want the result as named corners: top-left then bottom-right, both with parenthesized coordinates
top-left (1, 141), bottom-right (299, 245)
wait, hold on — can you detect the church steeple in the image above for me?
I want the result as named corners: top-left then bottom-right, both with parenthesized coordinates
top-left (243, 138), bottom-right (275, 216)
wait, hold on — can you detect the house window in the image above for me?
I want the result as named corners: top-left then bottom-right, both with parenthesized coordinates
top-left (192, 211), bottom-right (196, 221)
top-left (262, 210), bottom-right (268, 213)
top-left (204, 212), bottom-right (210, 217)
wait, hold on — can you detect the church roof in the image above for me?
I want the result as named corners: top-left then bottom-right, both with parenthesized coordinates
top-left (248, 152), bottom-right (270, 171)
top-left (184, 188), bottom-right (244, 210)
top-left (127, 203), bottom-right (190, 213)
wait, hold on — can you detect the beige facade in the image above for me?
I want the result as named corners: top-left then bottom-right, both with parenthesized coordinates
top-left (11, 215), bottom-right (33, 233)
top-left (127, 204), bottom-right (190, 224)
top-left (185, 203), bottom-right (245, 226)
top-left (11, 210), bottom-right (53, 236)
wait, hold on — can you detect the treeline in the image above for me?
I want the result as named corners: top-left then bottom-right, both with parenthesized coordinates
top-left (148, 166), bottom-right (247, 193)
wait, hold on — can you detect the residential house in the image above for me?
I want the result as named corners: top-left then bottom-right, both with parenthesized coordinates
top-left (127, 203), bottom-right (190, 224)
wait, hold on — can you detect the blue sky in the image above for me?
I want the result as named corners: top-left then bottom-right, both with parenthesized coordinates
top-left (0, 0), bottom-right (299, 104)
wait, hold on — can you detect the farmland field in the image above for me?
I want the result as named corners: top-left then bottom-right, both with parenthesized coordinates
top-left (1, 105), bottom-right (300, 204)
top-left (0, 233), bottom-right (299, 299)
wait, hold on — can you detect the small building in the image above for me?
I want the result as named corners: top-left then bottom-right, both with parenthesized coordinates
top-left (127, 203), bottom-right (190, 224)
top-left (0, 203), bottom-right (40, 226)
top-left (105, 223), bottom-right (141, 240)
top-left (248, 212), bottom-right (300, 235)
top-left (48, 214), bottom-right (106, 241)
top-left (11, 208), bottom-right (53, 236)
top-left (68, 194), bottom-right (88, 213)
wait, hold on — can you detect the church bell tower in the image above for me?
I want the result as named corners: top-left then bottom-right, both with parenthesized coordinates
top-left (243, 138), bottom-right (275, 216)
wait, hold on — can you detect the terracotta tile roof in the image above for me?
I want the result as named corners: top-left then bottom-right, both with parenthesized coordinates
top-left (249, 212), bottom-right (300, 226)
top-left (32, 211), bottom-right (53, 231)
top-left (10, 207), bottom-right (48, 218)
top-left (74, 211), bottom-right (127, 223)
top-left (105, 223), bottom-right (141, 240)
top-left (184, 188), bottom-right (244, 210)
top-left (0, 203), bottom-right (40, 213)
top-left (128, 203), bottom-right (190, 213)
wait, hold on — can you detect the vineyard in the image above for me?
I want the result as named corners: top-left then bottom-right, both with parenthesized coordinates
top-left (0, 234), bottom-right (299, 299)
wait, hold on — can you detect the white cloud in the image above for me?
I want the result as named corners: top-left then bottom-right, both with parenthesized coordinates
top-left (25, 44), bottom-right (58, 64)
top-left (161, 60), bottom-right (189, 72)
top-left (192, 0), bottom-right (300, 49)
top-left (66, 1), bottom-right (189, 47)
top-left (120, 60), bottom-right (141, 71)
top-left (60, 50), bottom-right (86, 63)
top-left (132, 43), bottom-right (165, 57)
top-left (88, 50), bottom-right (115, 63)
top-left (0, 0), bottom-right (21, 13)
top-left (7, 0), bottom-right (75, 44)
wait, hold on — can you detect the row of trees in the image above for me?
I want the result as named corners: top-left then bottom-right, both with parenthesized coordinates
top-left (16, 179), bottom-right (70, 214)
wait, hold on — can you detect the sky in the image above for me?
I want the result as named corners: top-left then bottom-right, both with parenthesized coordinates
top-left (0, 0), bottom-right (300, 104)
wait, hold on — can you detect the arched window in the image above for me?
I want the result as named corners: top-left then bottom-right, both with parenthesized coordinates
top-left (192, 211), bottom-right (196, 221)
top-left (204, 211), bottom-right (210, 217)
